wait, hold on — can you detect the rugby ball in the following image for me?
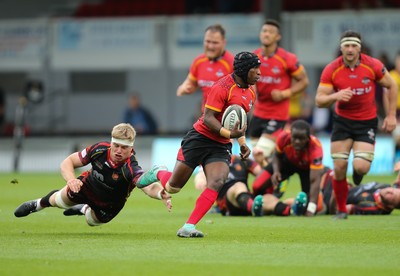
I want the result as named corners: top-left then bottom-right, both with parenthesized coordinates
top-left (221, 104), bottom-right (247, 130)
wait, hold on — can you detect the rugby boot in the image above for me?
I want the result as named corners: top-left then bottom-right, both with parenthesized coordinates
top-left (291, 191), bottom-right (308, 216)
top-left (136, 165), bottom-right (167, 188)
top-left (252, 195), bottom-right (264, 216)
top-left (63, 204), bottom-right (86, 216)
top-left (333, 211), bottom-right (348, 220)
top-left (14, 200), bottom-right (39, 217)
top-left (177, 226), bottom-right (204, 238)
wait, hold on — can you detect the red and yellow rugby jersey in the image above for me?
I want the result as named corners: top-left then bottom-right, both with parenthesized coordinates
top-left (194, 74), bottom-right (256, 144)
top-left (189, 51), bottom-right (234, 109)
top-left (276, 130), bottom-right (324, 170)
top-left (319, 53), bottom-right (385, 120)
top-left (253, 47), bottom-right (304, 120)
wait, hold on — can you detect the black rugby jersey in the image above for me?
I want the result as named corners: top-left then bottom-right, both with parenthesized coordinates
top-left (78, 142), bottom-right (144, 202)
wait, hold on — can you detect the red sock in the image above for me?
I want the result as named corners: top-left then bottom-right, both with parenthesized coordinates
top-left (252, 170), bottom-right (271, 195)
top-left (332, 178), bottom-right (348, 212)
top-left (246, 199), bottom-right (254, 213)
top-left (157, 170), bottom-right (172, 188)
top-left (187, 188), bottom-right (218, 225)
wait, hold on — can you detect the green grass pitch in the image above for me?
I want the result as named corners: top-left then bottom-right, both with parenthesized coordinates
top-left (1, 172), bottom-right (400, 275)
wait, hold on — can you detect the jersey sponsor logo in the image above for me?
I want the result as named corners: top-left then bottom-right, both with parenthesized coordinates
top-left (349, 74), bottom-right (357, 79)
top-left (258, 75), bottom-right (281, 84)
top-left (92, 169), bottom-right (104, 182)
top-left (352, 86), bottom-right (372, 95)
top-left (198, 79), bottom-right (214, 88)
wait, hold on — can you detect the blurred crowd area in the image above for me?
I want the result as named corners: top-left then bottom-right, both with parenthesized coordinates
top-left (2, 0), bottom-right (399, 19)
top-left (0, 0), bottom-right (399, 137)
top-left (72, 0), bottom-right (400, 17)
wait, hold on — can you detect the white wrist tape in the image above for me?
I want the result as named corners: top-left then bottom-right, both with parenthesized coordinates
top-left (157, 189), bottom-right (163, 200)
top-left (307, 202), bottom-right (317, 214)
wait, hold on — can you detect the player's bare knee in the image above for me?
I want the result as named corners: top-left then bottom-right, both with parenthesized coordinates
top-left (353, 151), bottom-right (374, 174)
top-left (353, 163), bottom-right (371, 175)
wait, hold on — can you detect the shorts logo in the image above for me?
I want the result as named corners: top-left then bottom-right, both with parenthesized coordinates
top-left (367, 128), bottom-right (375, 140)
top-left (267, 120), bottom-right (277, 131)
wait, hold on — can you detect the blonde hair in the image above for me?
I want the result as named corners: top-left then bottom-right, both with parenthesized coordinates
top-left (111, 123), bottom-right (136, 144)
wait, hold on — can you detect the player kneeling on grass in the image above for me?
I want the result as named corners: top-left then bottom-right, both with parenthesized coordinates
top-left (14, 123), bottom-right (172, 226)
top-left (252, 119), bottom-right (324, 217)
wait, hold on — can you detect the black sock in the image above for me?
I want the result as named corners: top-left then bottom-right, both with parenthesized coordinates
top-left (39, 190), bottom-right (58, 207)
top-left (352, 170), bottom-right (363, 186)
top-left (236, 192), bottom-right (253, 212)
top-left (274, 202), bottom-right (291, 216)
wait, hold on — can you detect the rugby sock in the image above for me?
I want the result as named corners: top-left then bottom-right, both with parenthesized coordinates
top-left (236, 192), bottom-right (254, 213)
top-left (252, 170), bottom-right (271, 195)
top-left (332, 178), bottom-right (348, 212)
top-left (352, 169), bottom-right (364, 185)
top-left (186, 188), bottom-right (218, 225)
top-left (39, 190), bottom-right (59, 207)
top-left (157, 170), bottom-right (172, 187)
top-left (35, 199), bottom-right (44, 211)
top-left (274, 202), bottom-right (291, 216)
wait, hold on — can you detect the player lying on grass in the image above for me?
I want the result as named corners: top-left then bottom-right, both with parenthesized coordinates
top-left (14, 123), bottom-right (172, 226)
top-left (262, 166), bottom-right (400, 216)
top-left (194, 154), bottom-right (307, 216)
top-left (251, 119), bottom-right (324, 217)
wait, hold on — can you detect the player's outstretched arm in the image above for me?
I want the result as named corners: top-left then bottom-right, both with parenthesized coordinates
top-left (141, 183), bottom-right (172, 212)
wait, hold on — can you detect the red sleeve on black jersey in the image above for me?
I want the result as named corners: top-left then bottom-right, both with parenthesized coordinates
top-left (78, 141), bottom-right (110, 166)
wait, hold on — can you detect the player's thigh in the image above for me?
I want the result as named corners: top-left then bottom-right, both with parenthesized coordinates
top-left (330, 138), bottom-right (353, 154)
